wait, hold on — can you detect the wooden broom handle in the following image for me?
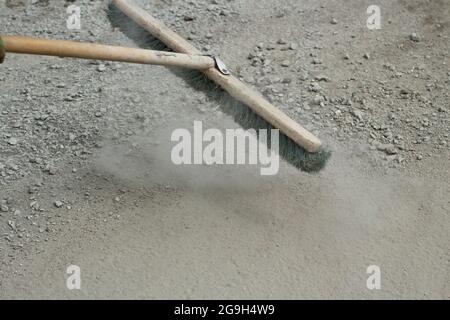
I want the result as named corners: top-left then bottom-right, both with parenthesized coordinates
top-left (0, 35), bottom-right (215, 70)
top-left (113, 0), bottom-right (323, 153)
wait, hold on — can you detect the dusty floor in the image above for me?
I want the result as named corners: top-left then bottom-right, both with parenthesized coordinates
top-left (0, 0), bottom-right (449, 299)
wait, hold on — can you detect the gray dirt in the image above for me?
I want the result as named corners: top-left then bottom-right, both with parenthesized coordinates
top-left (0, 0), bottom-right (449, 299)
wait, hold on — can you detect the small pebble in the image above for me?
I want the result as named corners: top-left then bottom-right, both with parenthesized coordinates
top-left (410, 33), bottom-right (420, 42)
top-left (54, 201), bottom-right (63, 208)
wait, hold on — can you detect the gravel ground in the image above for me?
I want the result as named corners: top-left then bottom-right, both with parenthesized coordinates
top-left (0, 0), bottom-right (449, 299)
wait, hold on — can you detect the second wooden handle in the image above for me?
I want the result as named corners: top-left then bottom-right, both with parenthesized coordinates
top-left (1, 35), bottom-right (215, 70)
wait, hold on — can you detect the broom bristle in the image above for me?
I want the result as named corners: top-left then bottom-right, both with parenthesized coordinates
top-left (107, 3), bottom-right (331, 173)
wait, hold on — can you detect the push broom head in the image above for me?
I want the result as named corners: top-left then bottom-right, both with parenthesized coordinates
top-left (107, 4), bottom-right (331, 173)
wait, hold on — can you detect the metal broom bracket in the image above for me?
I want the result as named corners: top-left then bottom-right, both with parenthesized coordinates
top-left (201, 54), bottom-right (230, 75)
top-left (212, 56), bottom-right (230, 75)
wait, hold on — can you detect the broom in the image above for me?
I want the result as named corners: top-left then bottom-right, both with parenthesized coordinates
top-left (1, 1), bottom-right (331, 172)
top-left (108, 0), bottom-right (331, 172)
